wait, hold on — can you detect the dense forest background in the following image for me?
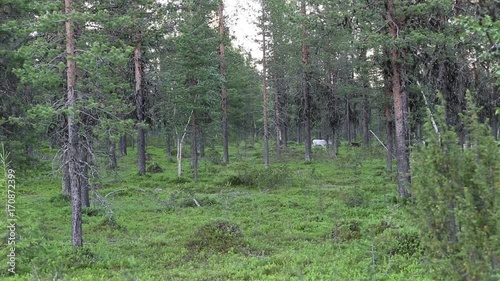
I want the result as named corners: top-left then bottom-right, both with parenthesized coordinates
top-left (0, 0), bottom-right (498, 280)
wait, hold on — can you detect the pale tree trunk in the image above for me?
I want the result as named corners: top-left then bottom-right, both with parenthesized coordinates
top-left (134, 45), bottom-right (146, 176)
top-left (387, 0), bottom-right (411, 198)
top-left (262, 7), bottom-right (270, 169)
top-left (302, 0), bottom-right (312, 162)
top-left (219, 0), bottom-right (229, 164)
top-left (177, 111), bottom-right (192, 178)
top-left (65, 0), bottom-right (82, 247)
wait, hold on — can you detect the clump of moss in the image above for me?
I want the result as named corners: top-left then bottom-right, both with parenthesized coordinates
top-left (186, 220), bottom-right (244, 253)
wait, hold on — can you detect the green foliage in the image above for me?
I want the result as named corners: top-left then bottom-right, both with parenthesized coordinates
top-left (332, 220), bottom-right (362, 242)
top-left (412, 92), bottom-right (499, 280)
top-left (222, 163), bottom-right (293, 190)
top-left (186, 220), bottom-right (245, 254)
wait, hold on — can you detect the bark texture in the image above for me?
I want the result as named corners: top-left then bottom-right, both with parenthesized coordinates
top-left (387, 0), bottom-right (412, 197)
top-left (65, 0), bottom-right (82, 247)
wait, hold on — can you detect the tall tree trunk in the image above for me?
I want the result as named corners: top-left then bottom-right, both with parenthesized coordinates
top-left (359, 48), bottom-right (371, 148)
top-left (191, 112), bottom-right (198, 182)
top-left (387, 0), bottom-right (411, 198)
top-left (302, 0), bottom-right (311, 162)
top-left (385, 75), bottom-right (394, 173)
top-left (219, 0), bottom-right (229, 164)
top-left (262, 8), bottom-right (270, 169)
top-left (134, 45), bottom-right (146, 176)
top-left (274, 73), bottom-right (281, 160)
top-left (65, 0), bottom-right (82, 247)
top-left (119, 135), bottom-right (127, 156)
top-left (361, 96), bottom-right (370, 147)
top-left (296, 119), bottom-right (302, 144)
top-left (383, 51), bottom-right (394, 173)
top-left (345, 100), bottom-right (351, 142)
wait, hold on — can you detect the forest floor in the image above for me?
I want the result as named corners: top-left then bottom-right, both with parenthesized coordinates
top-left (3, 142), bottom-right (431, 280)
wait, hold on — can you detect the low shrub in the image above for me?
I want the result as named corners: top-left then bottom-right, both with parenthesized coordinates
top-left (186, 220), bottom-right (245, 253)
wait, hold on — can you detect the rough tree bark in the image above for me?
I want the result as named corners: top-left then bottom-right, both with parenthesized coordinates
top-left (134, 44), bottom-right (146, 176)
top-left (65, 0), bottom-right (82, 247)
top-left (219, 0), bottom-right (229, 164)
top-left (302, 0), bottom-right (312, 162)
top-left (387, 0), bottom-right (412, 198)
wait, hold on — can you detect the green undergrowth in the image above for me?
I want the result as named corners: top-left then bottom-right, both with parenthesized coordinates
top-left (3, 142), bottom-right (431, 280)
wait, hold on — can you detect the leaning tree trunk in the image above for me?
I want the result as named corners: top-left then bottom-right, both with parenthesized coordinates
top-left (134, 44), bottom-right (146, 176)
top-left (387, 0), bottom-right (411, 198)
top-left (65, 0), bottom-right (82, 247)
top-left (219, 0), bottom-right (229, 164)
